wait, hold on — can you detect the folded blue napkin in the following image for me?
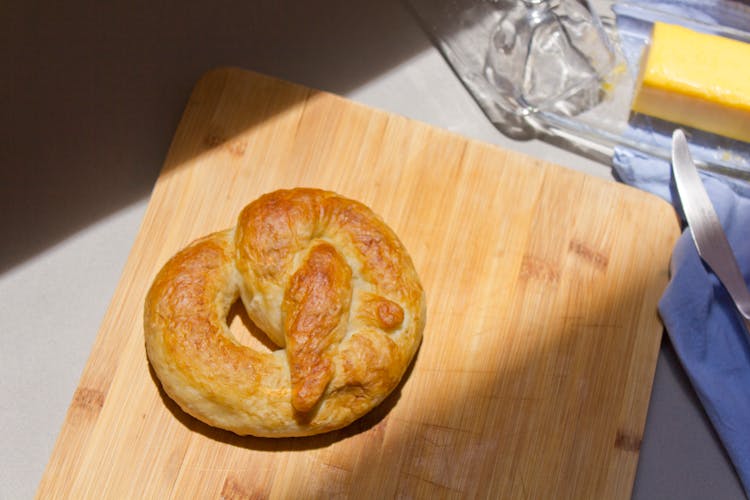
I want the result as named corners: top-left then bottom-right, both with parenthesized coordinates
top-left (614, 149), bottom-right (750, 495)
top-left (612, 1), bottom-right (750, 495)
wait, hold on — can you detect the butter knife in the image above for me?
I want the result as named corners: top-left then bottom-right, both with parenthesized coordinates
top-left (671, 129), bottom-right (750, 333)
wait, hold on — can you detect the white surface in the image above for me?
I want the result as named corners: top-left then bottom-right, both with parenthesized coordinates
top-left (0, 203), bottom-right (147, 497)
top-left (1, 1), bottom-right (744, 498)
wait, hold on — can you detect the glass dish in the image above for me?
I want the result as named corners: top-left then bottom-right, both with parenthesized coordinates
top-left (407, 0), bottom-right (750, 179)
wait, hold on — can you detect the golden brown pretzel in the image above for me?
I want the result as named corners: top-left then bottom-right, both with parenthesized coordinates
top-left (144, 188), bottom-right (425, 437)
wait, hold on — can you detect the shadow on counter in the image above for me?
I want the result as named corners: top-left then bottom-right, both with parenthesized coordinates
top-left (1, 0), bottom-right (433, 274)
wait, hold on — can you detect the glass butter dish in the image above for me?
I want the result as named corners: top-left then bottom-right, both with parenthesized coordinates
top-left (407, 0), bottom-right (750, 179)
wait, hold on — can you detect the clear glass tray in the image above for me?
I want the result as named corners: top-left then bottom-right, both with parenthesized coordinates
top-left (408, 0), bottom-right (750, 179)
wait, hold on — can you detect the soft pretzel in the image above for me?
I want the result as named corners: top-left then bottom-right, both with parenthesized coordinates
top-left (144, 188), bottom-right (425, 437)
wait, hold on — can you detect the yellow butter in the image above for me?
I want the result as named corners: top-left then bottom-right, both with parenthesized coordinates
top-left (632, 22), bottom-right (750, 143)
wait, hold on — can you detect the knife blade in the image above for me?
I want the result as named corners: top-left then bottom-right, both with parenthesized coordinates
top-left (671, 129), bottom-right (750, 333)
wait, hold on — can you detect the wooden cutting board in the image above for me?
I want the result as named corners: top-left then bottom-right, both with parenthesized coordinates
top-left (37, 68), bottom-right (679, 499)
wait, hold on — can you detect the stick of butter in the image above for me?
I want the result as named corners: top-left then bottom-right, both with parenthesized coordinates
top-left (632, 22), bottom-right (750, 143)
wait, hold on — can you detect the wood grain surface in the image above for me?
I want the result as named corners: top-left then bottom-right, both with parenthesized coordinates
top-left (37, 68), bottom-right (680, 499)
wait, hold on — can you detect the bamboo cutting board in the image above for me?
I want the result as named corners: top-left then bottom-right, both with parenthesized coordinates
top-left (38, 68), bottom-right (679, 499)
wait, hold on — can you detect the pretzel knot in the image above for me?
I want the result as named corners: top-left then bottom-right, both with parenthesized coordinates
top-left (144, 188), bottom-right (425, 437)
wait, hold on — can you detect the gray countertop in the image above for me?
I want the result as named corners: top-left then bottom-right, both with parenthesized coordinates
top-left (1, 1), bottom-right (744, 498)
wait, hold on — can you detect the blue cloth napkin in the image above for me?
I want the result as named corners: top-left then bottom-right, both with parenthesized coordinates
top-left (612, 0), bottom-right (750, 494)
top-left (614, 150), bottom-right (750, 495)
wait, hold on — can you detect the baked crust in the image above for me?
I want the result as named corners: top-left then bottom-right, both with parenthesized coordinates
top-left (144, 188), bottom-right (425, 437)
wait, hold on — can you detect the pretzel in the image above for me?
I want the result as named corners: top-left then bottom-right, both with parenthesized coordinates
top-left (144, 188), bottom-right (425, 437)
